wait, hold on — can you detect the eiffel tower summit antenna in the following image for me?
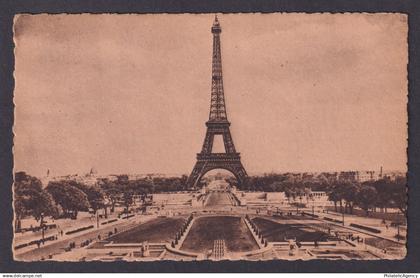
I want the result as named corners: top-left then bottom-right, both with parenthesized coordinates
top-left (187, 16), bottom-right (248, 188)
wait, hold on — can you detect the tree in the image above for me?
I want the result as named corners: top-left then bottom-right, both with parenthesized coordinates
top-left (85, 186), bottom-right (105, 214)
top-left (269, 181), bottom-right (286, 192)
top-left (71, 182), bottom-right (105, 214)
top-left (282, 181), bottom-right (306, 212)
top-left (303, 187), bottom-right (312, 204)
top-left (284, 183), bottom-right (296, 204)
top-left (341, 182), bottom-right (359, 214)
top-left (122, 191), bottom-right (134, 216)
top-left (283, 181), bottom-right (297, 204)
top-left (327, 183), bottom-right (341, 212)
top-left (127, 179), bottom-right (154, 208)
top-left (115, 175), bottom-right (135, 215)
top-left (356, 185), bottom-right (378, 216)
top-left (98, 178), bottom-right (121, 213)
top-left (370, 178), bottom-right (394, 213)
top-left (390, 176), bottom-right (407, 215)
top-left (116, 175), bottom-right (129, 186)
top-left (46, 181), bottom-right (90, 219)
top-left (14, 172), bottom-right (58, 231)
top-left (328, 182), bottom-right (350, 213)
top-left (180, 174), bottom-right (188, 188)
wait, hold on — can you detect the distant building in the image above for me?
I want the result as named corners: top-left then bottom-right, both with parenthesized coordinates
top-left (337, 170), bottom-right (383, 183)
top-left (356, 171), bottom-right (377, 182)
top-left (338, 171), bottom-right (358, 182)
top-left (382, 171), bottom-right (405, 181)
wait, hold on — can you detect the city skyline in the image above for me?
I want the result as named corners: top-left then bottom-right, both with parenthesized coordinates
top-left (27, 167), bottom-right (402, 180)
top-left (13, 13), bottom-right (408, 177)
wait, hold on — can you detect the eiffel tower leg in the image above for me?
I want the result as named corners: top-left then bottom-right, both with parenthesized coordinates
top-left (201, 131), bottom-right (214, 154)
top-left (222, 129), bottom-right (236, 153)
top-left (186, 161), bottom-right (205, 188)
top-left (229, 162), bottom-right (248, 186)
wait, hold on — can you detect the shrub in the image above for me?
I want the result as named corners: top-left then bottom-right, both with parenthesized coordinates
top-left (101, 219), bottom-right (118, 225)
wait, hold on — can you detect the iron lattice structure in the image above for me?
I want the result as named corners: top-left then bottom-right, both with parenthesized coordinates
top-left (187, 16), bottom-right (248, 188)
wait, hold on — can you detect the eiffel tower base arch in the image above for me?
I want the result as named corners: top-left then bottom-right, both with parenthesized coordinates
top-left (187, 153), bottom-right (248, 188)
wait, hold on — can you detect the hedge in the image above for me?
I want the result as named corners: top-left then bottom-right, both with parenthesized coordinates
top-left (101, 219), bottom-right (118, 225)
top-left (65, 225), bottom-right (94, 235)
top-left (350, 223), bottom-right (381, 234)
top-left (18, 223), bottom-right (57, 233)
top-left (14, 235), bottom-right (57, 250)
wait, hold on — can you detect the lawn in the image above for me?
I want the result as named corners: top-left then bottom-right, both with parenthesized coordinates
top-left (252, 217), bottom-right (335, 242)
top-left (107, 217), bottom-right (186, 244)
top-left (181, 216), bottom-right (258, 253)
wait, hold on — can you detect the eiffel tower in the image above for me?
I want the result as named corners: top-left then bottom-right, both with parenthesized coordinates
top-left (187, 16), bottom-right (248, 188)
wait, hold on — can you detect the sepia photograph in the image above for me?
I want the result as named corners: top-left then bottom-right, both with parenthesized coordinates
top-left (12, 13), bottom-right (408, 262)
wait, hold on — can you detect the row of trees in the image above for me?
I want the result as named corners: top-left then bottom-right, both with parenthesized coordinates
top-left (14, 172), bottom-right (189, 231)
top-left (14, 172), bottom-right (105, 231)
top-left (229, 173), bottom-right (407, 217)
top-left (97, 174), bottom-right (188, 213)
top-left (14, 172), bottom-right (58, 231)
top-left (233, 173), bottom-right (332, 192)
top-left (327, 177), bottom-right (407, 216)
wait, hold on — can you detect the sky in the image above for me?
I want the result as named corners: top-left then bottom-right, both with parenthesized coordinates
top-left (13, 13), bottom-right (408, 177)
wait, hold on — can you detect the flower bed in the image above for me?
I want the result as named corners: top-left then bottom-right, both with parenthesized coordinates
top-left (252, 217), bottom-right (335, 242)
top-left (181, 216), bottom-right (258, 253)
top-left (106, 217), bottom-right (186, 244)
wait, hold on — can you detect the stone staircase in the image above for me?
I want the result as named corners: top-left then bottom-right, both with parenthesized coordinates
top-left (212, 239), bottom-right (226, 260)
